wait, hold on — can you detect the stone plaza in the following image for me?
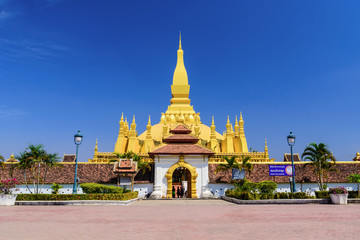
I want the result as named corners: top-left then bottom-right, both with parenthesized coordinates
top-left (1, 200), bottom-right (359, 240)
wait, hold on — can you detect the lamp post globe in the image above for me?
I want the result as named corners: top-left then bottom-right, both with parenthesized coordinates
top-left (287, 132), bottom-right (296, 193)
top-left (287, 132), bottom-right (295, 146)
top-left (73, 130), bottom-right (83, 194)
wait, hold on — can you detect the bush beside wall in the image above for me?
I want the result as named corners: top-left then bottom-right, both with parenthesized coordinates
top-left (16, 192), bottom-right (138, 201)
top-left (80, 183), bottom-right (123, 194)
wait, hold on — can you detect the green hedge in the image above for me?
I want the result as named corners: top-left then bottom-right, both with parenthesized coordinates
top-left (16, 192), bottom-right (138, 201)
top-left (80, 183), bottom-right (123, 194)
top-left (226, 189), bottom-right (311, 200)
top-left (316, 191), bottom-right (360, 199)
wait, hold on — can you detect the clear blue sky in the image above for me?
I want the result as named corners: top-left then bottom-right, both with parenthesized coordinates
top-left (1, 0), bottom-right (359, 162)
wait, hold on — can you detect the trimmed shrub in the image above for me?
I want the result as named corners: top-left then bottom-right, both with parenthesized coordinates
top-left (259, 193), bottom-right (274, 200)
top-left (242, 181), bottom-right (259, 194)
top-left (16, 192), bottom-right (138, 201)
top-left (315, 191), bottom-right (330, 199)
top-left (348, 191), bottom-right (360, 198)
top-left (51, 183), bottom-right (62, 194)
top-left (225, 189), bottom-right (234, 198)
top-left (258, 181), bottom-right (277, 195)
top-left (80, 183), bottom-right (123, 194)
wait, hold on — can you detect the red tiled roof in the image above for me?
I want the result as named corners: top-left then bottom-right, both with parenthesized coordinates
top-left (150, 144), bottom-right (213, 155)
top-left (113, 159), bottom-right (137, 174)
top-left (163, 134), bottom-right (199, 143)
top-left (169, 124), bottom-right (192, 134)
top-left (283, 153), bottom-right (301, 162)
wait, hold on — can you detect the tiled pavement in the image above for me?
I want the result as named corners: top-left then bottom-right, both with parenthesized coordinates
top-left (1, 199), bottom-right (359, 240)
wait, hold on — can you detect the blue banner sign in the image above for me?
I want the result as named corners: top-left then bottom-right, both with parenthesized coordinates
top-left (269, 165), bottom-right (293, 176)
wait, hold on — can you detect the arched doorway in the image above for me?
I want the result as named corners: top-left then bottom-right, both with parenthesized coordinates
top-left (172, 167), bottom-right (191, 198)
top-left (165, 157), bottom-right (198, 198)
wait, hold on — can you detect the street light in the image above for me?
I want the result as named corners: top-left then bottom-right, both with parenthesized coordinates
top-left (73, 130), bottom-right (83, 194)
top-left (287, 131), bottom-right (296, 193)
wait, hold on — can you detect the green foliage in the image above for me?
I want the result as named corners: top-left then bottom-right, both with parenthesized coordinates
top-left (302, 142), bottom-right (336, 191)
top-left (16, 192), bottom-right (138, 201)
top-left (348, 191), bottom-right (360, 198)
top-left (216, 156), bottom-right (253, 177)
top-left (258, 181), bottom-right (277, 195)
top-left (347, 174), bottom-right (360, 197)
top-left (242, 181), bottom-right (259, 194)
top-left (0, 154), bottom-right (4, 169)
top-left (315, 191), bottom-right (330, 199)
top-left (15, 144), bottom-right (60, 194)
top-left (274, 192), bottom-right (308, 199)
top-left (51, 183), bottom-right (63, 194)
top-left (80, 183), bottom-right (123, 194)
top-left (226, 179), bottom-right (312, 200)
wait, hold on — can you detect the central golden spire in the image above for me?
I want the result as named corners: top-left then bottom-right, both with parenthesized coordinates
top-left (164, 34), bottom-right (197, 124)
top-left (171, 33), bottom-right (190, 102)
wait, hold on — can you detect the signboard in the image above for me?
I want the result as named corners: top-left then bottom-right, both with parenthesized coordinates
top-left (232, 168), bottom-right (245, 180)
top-left (269, 165), bottom-right (293, 176)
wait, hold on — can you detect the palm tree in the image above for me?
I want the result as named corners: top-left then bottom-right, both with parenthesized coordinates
top-left (347, 174), bottom-right (360, 197)
top-left (302, 142), bottom-right (336, 191)
top-left (16, 144), bottom-right (60, 194)
top-left (216, 156), bottom-right (253, 178)
top-left (0, 154), bottom-right (5, 170)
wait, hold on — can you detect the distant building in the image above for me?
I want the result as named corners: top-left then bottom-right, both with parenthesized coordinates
top-left (283, 153), bottom-right (301, 162)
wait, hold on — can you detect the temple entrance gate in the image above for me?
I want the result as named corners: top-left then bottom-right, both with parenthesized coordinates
top-left (165, 156), bottom-right (198, 198)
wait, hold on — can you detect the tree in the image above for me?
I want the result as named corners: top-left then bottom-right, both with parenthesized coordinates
top-left (301, 142), bottom-right (336, 191)
top-left (0, 154), bottom-right (4, 170)
top-left (347, 174), bottom-right (360, 197)
top-left (216, 155), bottom-right (253, 178)
top-left (16, 144), bottom-right (60, 194)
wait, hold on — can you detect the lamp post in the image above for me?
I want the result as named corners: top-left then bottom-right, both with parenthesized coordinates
top-left (73, 130), bottom-right (83, 194)
top-left (287, 132), bottom-right (296, 193)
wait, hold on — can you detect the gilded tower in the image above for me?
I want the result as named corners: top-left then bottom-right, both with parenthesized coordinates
top-left (90, 36), bottom-right (273, 163)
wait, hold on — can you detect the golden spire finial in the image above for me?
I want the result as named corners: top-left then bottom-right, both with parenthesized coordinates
top-left (179, 31), bottom-right (182, 50)
top-left (227, 115), bottom-right (230, 124)
top-left (264, 138), bottom-right (269, 157)
top-left (132, 115), bottom-right (135, 123)
top-left (95, 139), bottom-right (98, 152)
top-left (148, 115), bottom-right (151, 125)
top-left (121, 113), bottom-right (124, 121)
top-left (240, 112), bottom-right (243, 121)
top-left (211, 116), bottom-right (215, 125)
top-left (235, 116), bottom-right (238, 125)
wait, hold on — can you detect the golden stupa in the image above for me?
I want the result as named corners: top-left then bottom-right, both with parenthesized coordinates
top-left (89, 35), bottom-right (273, 163)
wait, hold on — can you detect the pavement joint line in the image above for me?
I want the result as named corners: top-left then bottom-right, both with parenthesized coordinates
top-left (15, 198), bottom-right (140, 206)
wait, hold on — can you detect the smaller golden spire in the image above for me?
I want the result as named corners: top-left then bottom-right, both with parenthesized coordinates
top-left (179, 31), bottom-right (182, 50)
top-left (95, 139), bottom-right (98, 152)
top-left (211, 116), bottom-right (215, 126)
top-left (264, 138), bottom-right (269, 158)
top-left (148, 115), bottom-right (151, 125)
top-left (240, 112), bottom-right (243, 122)
top-left (132, 115), bottom-right (136, 124)
top-left (121, 113), bottom-right (124, 121)
top-left (227, 115), bottom-right (230, 124)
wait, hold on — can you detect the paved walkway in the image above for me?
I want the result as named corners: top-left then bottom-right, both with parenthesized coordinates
top-left (1, 200), bottom-right (359, 240)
